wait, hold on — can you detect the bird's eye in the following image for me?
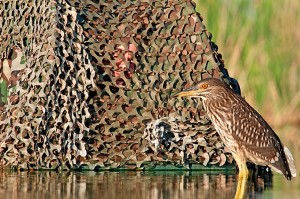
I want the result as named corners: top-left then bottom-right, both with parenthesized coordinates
top-left (201, 83), bottom-right (208, 89)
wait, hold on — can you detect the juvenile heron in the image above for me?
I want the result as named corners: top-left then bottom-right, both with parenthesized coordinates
top-left (173, 78), bottom-right (296, 199)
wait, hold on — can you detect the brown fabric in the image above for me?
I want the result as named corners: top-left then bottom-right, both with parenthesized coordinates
top-left (0, 0), bottom-right (234, 170)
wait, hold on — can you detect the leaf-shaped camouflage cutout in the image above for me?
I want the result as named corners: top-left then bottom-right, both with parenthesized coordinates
top-left (201, 153), bottom-right (210, 166)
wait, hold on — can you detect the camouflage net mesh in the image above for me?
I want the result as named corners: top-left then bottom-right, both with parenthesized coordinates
top-left (0, 0), bottom-right (238, 170)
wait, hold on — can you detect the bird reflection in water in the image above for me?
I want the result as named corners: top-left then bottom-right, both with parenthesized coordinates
top-left (248, 165), bottom-right (273, 198)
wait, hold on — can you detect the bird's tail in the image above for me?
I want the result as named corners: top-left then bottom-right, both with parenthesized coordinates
top-left (284, 146), bottom-right (297, 178)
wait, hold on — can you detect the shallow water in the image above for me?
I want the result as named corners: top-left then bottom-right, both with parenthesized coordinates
top-left (0, 170), bottom-right (299, 199)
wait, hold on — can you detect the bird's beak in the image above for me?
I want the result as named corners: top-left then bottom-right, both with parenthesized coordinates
top-left (172, 85), bottom-right (199, 98)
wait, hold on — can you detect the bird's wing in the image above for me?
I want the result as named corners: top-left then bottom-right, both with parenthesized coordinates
top-left (231, 98), bottom-right (292, 180)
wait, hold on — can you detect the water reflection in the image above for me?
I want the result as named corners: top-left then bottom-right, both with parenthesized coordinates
top-left (0, 170), bottom-right (288, 199)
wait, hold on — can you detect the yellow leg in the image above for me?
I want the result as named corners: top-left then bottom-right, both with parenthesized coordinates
top-left (234, 159), bottom-right (249, 199)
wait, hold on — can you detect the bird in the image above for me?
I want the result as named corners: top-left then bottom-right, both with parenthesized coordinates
top-left (172, 78), bottom-right (296, 199)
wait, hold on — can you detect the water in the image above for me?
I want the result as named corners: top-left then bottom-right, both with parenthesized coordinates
top-left (0, 170), bottom-right (299, 199)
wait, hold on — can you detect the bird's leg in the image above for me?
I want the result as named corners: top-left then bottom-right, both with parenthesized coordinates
top-left (234, 158), bottom-right (249, 199)
top-left (239, 162), bottom-right (249, 198)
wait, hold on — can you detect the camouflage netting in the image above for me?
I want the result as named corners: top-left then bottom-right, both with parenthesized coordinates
top-left (0, 0), bottom-right (239, 170)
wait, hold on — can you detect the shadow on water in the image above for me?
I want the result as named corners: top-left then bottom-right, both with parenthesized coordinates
top-left (1, 169), bottom-right (297, 199)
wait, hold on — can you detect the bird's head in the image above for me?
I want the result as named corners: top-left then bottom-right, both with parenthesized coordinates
top-left (172, 78), bottom-right (229, 100)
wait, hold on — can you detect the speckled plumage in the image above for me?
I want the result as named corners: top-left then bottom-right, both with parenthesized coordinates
top-left (174, 78), bottom-right (296, 180)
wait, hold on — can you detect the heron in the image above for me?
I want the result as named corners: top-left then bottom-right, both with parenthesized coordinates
top-left (173, 78), bottom-right (296, 199)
